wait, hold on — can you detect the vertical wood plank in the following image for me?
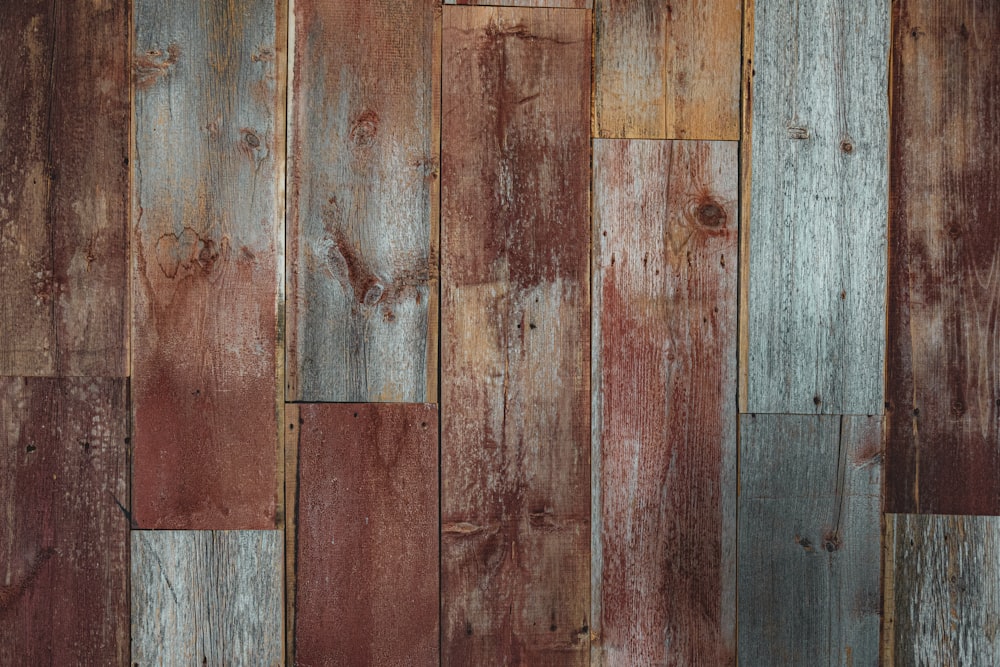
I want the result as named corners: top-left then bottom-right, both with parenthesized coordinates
top-left (738, 414), bottom-right (882, 665)
top-left (132, 0), bottom-right (282, 528)
top-left (744, 0), bottom-right (889, 414)
top-left (284, 404), bottom-right (299, 667)
top-left (0, 378), bottom-right (128, 665)
top-left (885, 0), bottom-right (1000, 514)
top-left (294, 404), bottom-right (439, 665)
top-left (441, 7), bottom-right (591, 665)
top-left (0, 1), bottom-right (127, 376)
top-left (446, 0), bottom-right (592, 8)
top-left (131, 530), bottom-right (284, 665)
top-left (286, 0), bottom-right (440, 403)
top-left (591, 139), bottom-right (738, 665)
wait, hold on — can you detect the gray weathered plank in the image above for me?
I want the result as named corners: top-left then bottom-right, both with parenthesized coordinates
top-left (744, 0), bottom-right (889, 414)
top-left (131, 530), bottom-right (283, 666)
top-left (738, 414), bottom-right (882, 665)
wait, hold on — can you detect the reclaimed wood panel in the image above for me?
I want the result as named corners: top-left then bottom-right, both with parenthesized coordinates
top-left (738, 414), bottom-right (882, 665)
top-left (883, 514), bottom-right (1000, 664)
top-left (744, 0), bottom-right (889, 414)
top-left (446, 1), bottom-right (591, 8)
top-left (591, 139), bottom-right (737, 665)
top-left (286, 0), bottom-right (440, 403)
top-left (593, 0), bottom-right (740, 140)
top-left (441, 7), bottom-right (591, 665)
top-left (0, 378), bottom-right (128, 665)
top-left (294, 403), bottom-right (438, 665)
top-left (131, 530), bottom-right (283, 665)
top-left (132, 0), bottom-right (282, 528)
top-left (885, 0), bottom-right (1000, 514)
top-left (0, 1), bottom-right (127, 376)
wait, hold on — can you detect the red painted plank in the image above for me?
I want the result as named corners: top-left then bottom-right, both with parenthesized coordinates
top-left (294, 403), bottom-right (439, 665)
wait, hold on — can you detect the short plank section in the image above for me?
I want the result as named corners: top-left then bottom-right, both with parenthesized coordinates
top-left (592, 139), bottom-right (737, 665)
top-left (286, 0), bottom-right (440, 403)
top-left (441, 7), bottom-right (592, 665)
top-left (132, 0), bottom-right (282, 528)
top-left (0, 378), bottom-right (128, 665)
top-left (131, 530), bottom-right (283, 665)
top-left (744, 0), bottom-right (889, 414)
top-left (885, 0), bottom-right (1000, 514)
top-left (0, 1), bottom-right (127, 376)
top-left (445, 1), bottom-right (591, 8)
top-left (738, 414), bottom-right (882, 665)
top-left (294, 403), bottom-right (438, 665)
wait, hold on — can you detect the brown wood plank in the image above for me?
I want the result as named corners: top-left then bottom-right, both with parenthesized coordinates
top-left (294, 403), bottom-right (439, 665)
top-left (131, 0), bottom-right (283, 528)
top-left (441, 7), bottom-right (591, 665)
top-left (591, 139), bottom-right (738, 665)
top-left (0, 378), bottom-right (128, 664)
top-left (886, 0), bottom-right (1000, 514)
top-left (0, 1), bottom-right (128, 376)
top-left (446, 1), bottom-right (592, 8)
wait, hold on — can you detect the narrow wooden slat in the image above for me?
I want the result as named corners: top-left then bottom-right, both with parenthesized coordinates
top-left (738, 414), bottom-right (882, 665)
top-left (885, 0), bottom-right (1000, 514)
top-left (294, 403), bottom-right (438, 665)
top-left (284, 404), bottom-right (299, 667)
top-left (132, 0), bottom-right (282, 528)
top-left (0, 378), bottom-right (128, 664)
top-left (131, 530), bottom-right (283, 665)
top-left (743, 0), bottom-right (889, 414)
top-left (0, 1), bottom-right (127, 376)
top-left (286, 0), bottom-right (440, 403)
top-left (445, 1), bottom-right (592, 8)
top-left (591, 139), bottom-right (737, 665)
top-left (441, 7), bottom-right (591, 665)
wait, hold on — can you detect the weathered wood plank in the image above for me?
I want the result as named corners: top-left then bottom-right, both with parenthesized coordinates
top-left (284, 404), bottom-right (299, 667)
top-left (132, 0), bottom-right (282, 528)
top-left (594, 0), bottom-right (741, 140)
top-left (885, 0), bottom-right (1000, 514)
top-left (441, 7), bottom-right (591, 665)
top-left (738, 414), bottom-right (882, 665)
top-left (286, 0), bottom-right (440, 403)
top-left (294, 403), bottom-right (439, 665)
top-left (591, 139), bottom-right (737, 665)
top-left (744, 0), bottom-right (889, 414)
top-left (883, 514), bottom-right (1000, 665)
top-left (131, 530), bottom-right (283, 665)
top-left (446, 0), bottom-right (591, 8)
top-left (0, 1), bottom-right (127, 376)
top-left (0, 378), bottom-right (128, 665)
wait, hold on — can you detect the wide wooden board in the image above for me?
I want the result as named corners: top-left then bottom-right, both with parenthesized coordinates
top-left (441, 7), bottom-right (592, 665)
top-left (0, 378), bottom-right (128, 665)
top-left (132, 0), bottom-right (282, 528)
top-left (591, 139), bottom-right (737, 665)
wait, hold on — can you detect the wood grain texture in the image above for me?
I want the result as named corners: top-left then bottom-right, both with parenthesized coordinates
top-left (591, 139), bottom-right (737, 665)
top-left (286, 0), bottom-right (440, 403)
top-left (0, 1), bottom-right (127, 376)
top-left (885, 0), bottom-right (1000, 514)
top-left (883, 514), bottom-right (1000, 665)
top-left (593, 0), bottom-right (740, 140)
top-left (294, 403), bottom-right (439, 666)
top-left (744, 0), bottom-right (889, 414)
top-left (284, 404), bottom-right (299, 667)
top-left (0, 378), bottom-right (128, 665)
top-left (132, 0), bottom-right (282, 528)
top-left (738, 414), bottom-right (882, 666)
top-left (446, 1), bottom-right (591, 8)
top-left (131, 530), bottom-right (283, 665)
top-left (441, 7), bottom-right (591, 665)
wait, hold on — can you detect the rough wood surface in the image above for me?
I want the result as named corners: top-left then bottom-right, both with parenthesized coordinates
top-left (440, 7), bottom-right (591, 665)
top-left (294, 403), bottom-right (439, 666)
top-left (738, 414), bottom-right (882, 665)
top-left (131, 530), bottom-right (283, 665)
top-left (744, 0), bottom-right (889, 414)
top-left (594, 0), bottom-right (740, 140)
top-left (132, 0), bottom-right (282, 528)
top-left (0, 1), bottom-right (127, 376)
top-left (284, 404), bottom-right (299, 667)
top-left (883, 514), bottom-right (1000, 665)
top-left (0, 378), bottom-right (128, 665)
top-left (445, 1), bottom-right (591, 7)
top-left (286, 0), bottom-right (440, 403)
top-left (885, 0), bottom-right (1000, 514)
top-left (591, 139), bottom-right (737, 665)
